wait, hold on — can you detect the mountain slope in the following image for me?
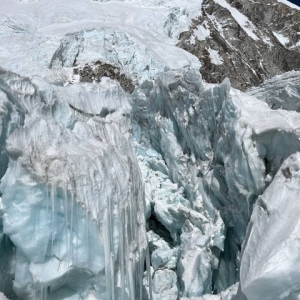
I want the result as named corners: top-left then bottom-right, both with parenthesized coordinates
top-left (178, 0), bottom-right (300, 90)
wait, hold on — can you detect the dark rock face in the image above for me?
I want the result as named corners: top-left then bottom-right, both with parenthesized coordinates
top-left (73, 61), bottom-right (135, 94)
top-left (177, 0), bottom-right (300, 91)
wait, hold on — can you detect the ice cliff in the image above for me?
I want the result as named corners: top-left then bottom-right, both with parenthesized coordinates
top-left (1, 0), bottom-right (300, 300)
top-left (0, 71), bottom-right (149, 300)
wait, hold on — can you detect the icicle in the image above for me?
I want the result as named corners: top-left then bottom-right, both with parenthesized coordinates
top-left (104, 208), bottom-right (112, 300)
top-left (136, 244), bottom-right (143, 300)
top-left (70, 191), bottom-right (74, 264)
top-left (118, 194), bottom-right (126, 300)
top-left (108, 190), bottom-right (115, 300)
top-left (146, 246), bottom-right (153, 300)
top-left (51, 183), bottom-right (56, 255)
top-left (64, 186), bottom-right (69, 266)
top-left (46, 183), bottom-right (49, 213)
top-left (85, 203), bottom-right (90, 270)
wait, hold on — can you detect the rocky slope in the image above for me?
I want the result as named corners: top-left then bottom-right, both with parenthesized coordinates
top-left (178, 0), bottom-right (300, 90)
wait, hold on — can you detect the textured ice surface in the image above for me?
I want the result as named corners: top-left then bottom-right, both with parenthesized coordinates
top-left (240, 153), bottom-right (300, 300)
top-left (132, 68), bottom-right (300, 298)
top-left (0, 69), bottom-right (148, 300)
top-left (1, 0), bottom-right (300, 299)
top-left (181, 283), bottom-right (238, 300)
top-left (2, 65), bottom-right (300, 300)
top-left (247, 71), bottom-right (300, 112)
top-left (0, 0), bottom-right (201, 84)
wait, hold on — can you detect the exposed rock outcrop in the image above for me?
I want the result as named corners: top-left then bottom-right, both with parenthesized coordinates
top-left (178, 0), bottom-right (300, 90)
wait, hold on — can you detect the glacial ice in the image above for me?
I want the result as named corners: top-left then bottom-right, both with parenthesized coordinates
top-left (247, 71), bottom-right (300, 112)
top-left (240, 153), bottom-right (300, 300)
top-left (2, 57), bottom-right (300, 300)
top-left (0, 70), bottom-right (149, 300)
top-left (3, 62), bottom-right (300, 299)
top-left (1, 0), bottom-right (300, 299)
top-left (132, 68), bottom-right (300, 299)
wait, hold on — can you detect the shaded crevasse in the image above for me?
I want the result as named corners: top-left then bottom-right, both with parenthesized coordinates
top-left (0, 70), bottom-right (149, 300)
top-left (131, 68), bottom-right (300, 298)
top-left (130, 69), bottom-right (259, 297)
top-left (2, 66), bottom-right (300, 300)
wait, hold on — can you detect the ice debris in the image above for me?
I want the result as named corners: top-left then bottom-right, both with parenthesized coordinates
top-left (1, 65), bottom-right (300, 300)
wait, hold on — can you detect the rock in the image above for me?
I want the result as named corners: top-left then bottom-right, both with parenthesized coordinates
top-left (74, 61), bottom-right (135, 93)
top-left (178, 0), bottom-right (300, 91)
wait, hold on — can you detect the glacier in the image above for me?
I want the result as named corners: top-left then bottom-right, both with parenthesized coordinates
top-left (0, 0), bottom-right (300, 300)
top-left (2, 64), bottom-right (300, 300)
top-left (247, 71), bottom-right (300, 112)
top-left (0, 71), bottom-right (149, 300)
top-left (240, 153), bottom-right (300, 300)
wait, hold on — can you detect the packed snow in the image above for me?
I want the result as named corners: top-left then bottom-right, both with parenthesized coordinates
top-left (207, 48), bottom-right (223, 65)
top-left (273, 31), bottom-right (290, 47)
top-left (194, 25), bottom-right (210, 41)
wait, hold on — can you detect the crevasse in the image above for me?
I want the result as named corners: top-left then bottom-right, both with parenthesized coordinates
top-left (1, 67), bottom-right (300, 300)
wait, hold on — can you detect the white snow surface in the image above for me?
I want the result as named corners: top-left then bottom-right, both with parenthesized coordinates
top-left (0, 0), bottom-right (201, 83)
top-left (207, 48), bottom-right (223, 65)
top-left (213, 0), bottom-right (260, 40)
top-left (0, 292), bottom-right (8, 300)
top-left (273, 31), bottom-right (290, 47)
top-left (194, 25), bottom-right (210, 41)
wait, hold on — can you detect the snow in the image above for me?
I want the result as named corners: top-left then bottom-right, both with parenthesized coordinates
top-left (273, 31), bottom-right (290, 47)
top-left (213, 0), bottom-right (260, 40)
top-left (262, 36), bottom-right (273, 47)
top-left (0, 0), bottom-right (202, 82)
top-left (207, 48), bottom-right (223, 65)
top-left (207, 14), bottom-right (226, 39)
top-left (0, 292), bottom-right (9, 300)
top-left (194, 25), bottom-right (210, 41)
top-left (241, 153), bottom-right (300, 300)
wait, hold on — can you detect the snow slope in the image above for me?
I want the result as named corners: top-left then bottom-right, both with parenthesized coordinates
top-left (0, 0), bottom-right (201, 83)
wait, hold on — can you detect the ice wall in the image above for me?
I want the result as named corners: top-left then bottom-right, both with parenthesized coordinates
top-left (0, 69), bottom-right (149, 300)
top-left (131, 68), bottom-right (300, 298)
top-left (247, 71), bottom-right (300, 112)
top-left (240, 153), bottom-right (300, 300)
top-left (2, 66), bottom-right (300, 300)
